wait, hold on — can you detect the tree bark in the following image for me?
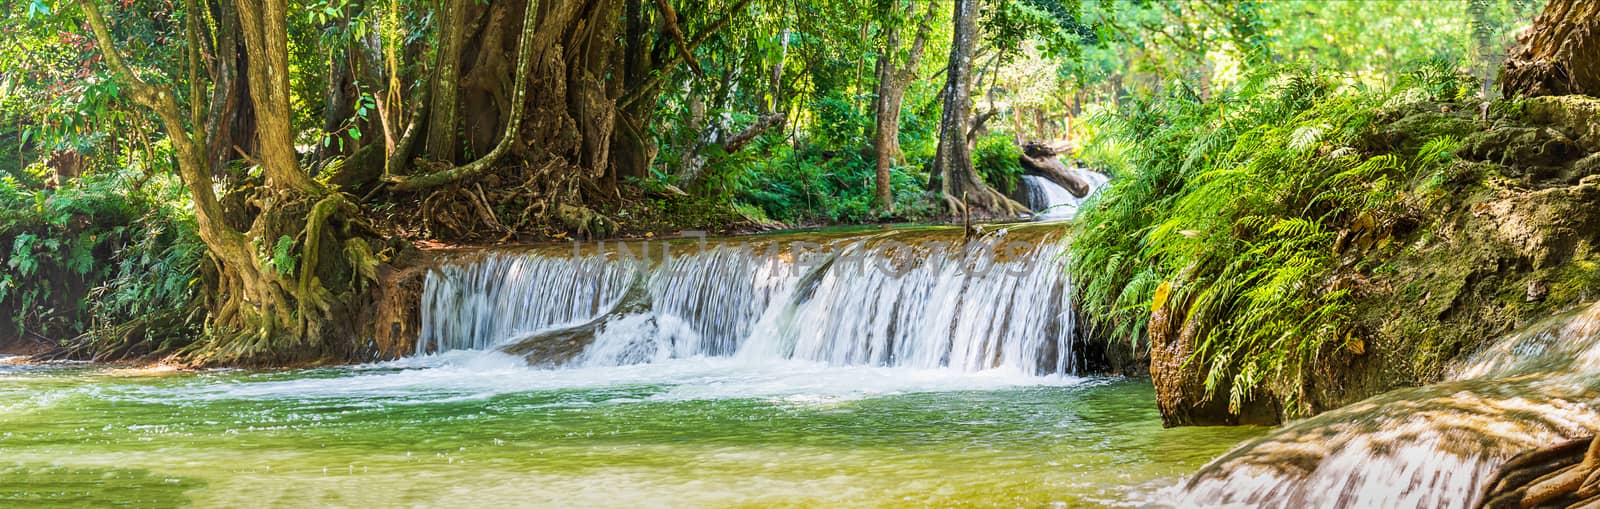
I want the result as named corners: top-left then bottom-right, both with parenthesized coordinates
top-left (871, 0), bottom-right (938, 212)
top-left (203, 0), bottom-right (256, 182)
top-left (387, 0), bottom-right (538, 192)
top-left (1501, 0), bottom-right (1600, 98)
top-left (235, 0), bottom-right (319, 193)
top-left (314, 42), bottom-right (355, 165)
top-left (928, 0), bottom-right (1025, 217)
top-left (425, 0), bottom-right (468, 162)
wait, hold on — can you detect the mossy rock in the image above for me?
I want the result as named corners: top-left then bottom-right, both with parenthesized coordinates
top-left (1366, 109), bottom-right (1479, 155)
top-left (1462, 126), bottom-right (1584, 170)
top-left (1524, 95), bottom-right (1600, 151)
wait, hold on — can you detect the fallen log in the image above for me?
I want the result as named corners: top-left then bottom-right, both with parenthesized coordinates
top-left (1019, 141), bottom-right (1089, 197)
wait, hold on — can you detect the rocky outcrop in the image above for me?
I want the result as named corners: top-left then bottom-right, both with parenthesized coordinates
top-left (1149, 279), bottom-right (1279, 426)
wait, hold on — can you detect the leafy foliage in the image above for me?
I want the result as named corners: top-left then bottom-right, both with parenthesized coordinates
top-left (0, 169), bottom-right (202, 355)
top-left (1069, 65), bottom-right (1471, 413)
top-left (973, 132), bottom-right (1024, 195)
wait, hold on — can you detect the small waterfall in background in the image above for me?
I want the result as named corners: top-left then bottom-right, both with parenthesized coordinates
top-left (417, 226), bottom-right (1079, 375)
top-left (1177, 301), bottom-right (1600, 508)
top-left (1022, 168), bottom-right (1111, 220)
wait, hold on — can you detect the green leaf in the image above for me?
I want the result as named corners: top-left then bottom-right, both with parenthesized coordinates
top-left (270, 235), bottom-right (298, 276)
top-left (348, 126), bottom-right (361, 140)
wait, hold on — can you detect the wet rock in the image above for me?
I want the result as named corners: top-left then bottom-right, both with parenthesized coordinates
top-left (1368, 109), bottom-right (1479, 155)
top-left (1463, 126), bottom-right (1582, 169)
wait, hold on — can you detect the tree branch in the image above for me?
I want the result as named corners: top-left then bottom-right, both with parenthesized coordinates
top-left (652, 0), bottom-right (704, 79)
top-left (722, 112), bottom-right (784, 154)
top-left (896, 0), bottom-right (940, 82)
top-left (619, 0), bottom-right (754, 110)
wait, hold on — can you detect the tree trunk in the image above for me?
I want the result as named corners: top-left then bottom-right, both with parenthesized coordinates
top-left (426, 0), bottom-right (468, 162)
top-left (203, 0), bottom-right (256, 181)
top-left (235, 0), bottom-right (318, 193)
top-left (1501, 0), bottom-right (1600, 98)
top-left (928, 0), bottom-right (1024, 217)
top-left (314, 43), bottom-right (355, 166)
top-left (871, 0), bottom-right (938, 212)
top-left (79, 0), bottom-right (384, 365)
top-left (871, 72), bottom-right (906, 209)
top-left (462, 0), bottom-right (516, 159)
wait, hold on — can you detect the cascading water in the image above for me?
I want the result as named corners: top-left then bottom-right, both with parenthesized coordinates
top-left (1022, 168), bottom-right (1111, 220)
top-left (417, 253), bottom-right (642, 351)
top-left (1174, 301), bottom-right (1600, 508)
top-left (417, 225), bottom-right (1080, 375)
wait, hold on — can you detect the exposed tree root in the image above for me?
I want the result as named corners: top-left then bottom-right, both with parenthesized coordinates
top-left (1479, 436), bottom-right (1600, 508)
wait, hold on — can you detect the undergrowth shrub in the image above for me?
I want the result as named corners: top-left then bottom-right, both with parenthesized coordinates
top-left (735, 142), bottom-right (943, 224)
top-left (974, 132), bottom-right (1025, 195)
top-left (1069, 64), bottom-right (1469, 414)
top-left (0, 170), bottom-right (202, 358)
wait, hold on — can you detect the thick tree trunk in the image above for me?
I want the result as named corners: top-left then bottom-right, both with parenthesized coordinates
top-left (928, 0), bottom-right (1025, 217)
top-left (1501, 0), bottom-right (1600, 98)
top-left (380, 0), bottom-right (754, 242)
top-left (425, 0), bottom-right (468, 162)
top-left (387, 0), bottom-right (538, 192)
top-left (235, 0), bottom-right (318, 193)
top-left (462, 1), bottom-right (516, 159)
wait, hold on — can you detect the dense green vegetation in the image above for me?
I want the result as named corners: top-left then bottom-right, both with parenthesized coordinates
top-left (1065, 1), bottom-right (1600, 422)
top-left (1070, 63), bottom-right (1474, 413)
top-left (0, 169), bottom-right (202, 357)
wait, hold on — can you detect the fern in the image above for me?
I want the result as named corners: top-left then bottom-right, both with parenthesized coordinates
top-left (1070, 63), bottom-right (1471, 417)
top-left (270, 235), bottom-right (299, 277)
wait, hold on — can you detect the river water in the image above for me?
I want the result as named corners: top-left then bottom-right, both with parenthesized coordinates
top-left (0, 354), bottom-right (1262, 507)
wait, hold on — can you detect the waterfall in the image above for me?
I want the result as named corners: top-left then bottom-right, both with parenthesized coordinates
top-left (1176, 301), bottom-right (1600, 508)
top-left (418, 253), bottom-right (642, 352)
top-left (417, 226), bottom-right (1079, 375)
top-left (1022, 168), bottom-right (1111, 220)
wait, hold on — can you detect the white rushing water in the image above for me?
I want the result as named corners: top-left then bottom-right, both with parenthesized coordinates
top-left (1175, 301), bottom-right (1600, 508)
top-left (141, 351), bottom-right (1080, 405)
top-left (417, 227), bottom-right (1080, 375)
top-left (1022, 169), bottom-right (1111, 220)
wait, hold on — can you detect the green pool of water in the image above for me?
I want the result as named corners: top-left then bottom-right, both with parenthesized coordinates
top-left (0, 353), bottom-right (1264, 507)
